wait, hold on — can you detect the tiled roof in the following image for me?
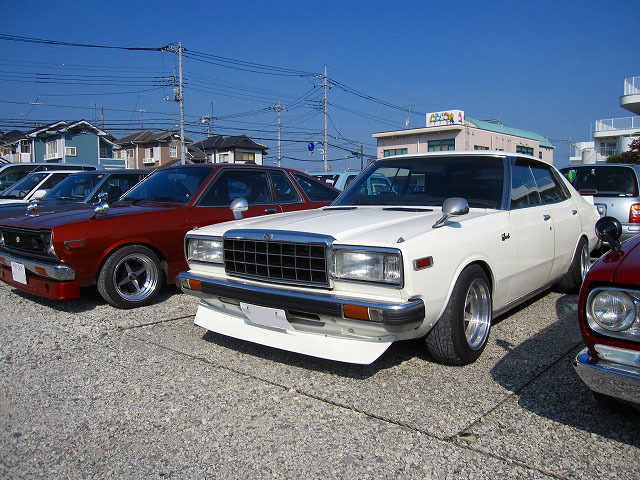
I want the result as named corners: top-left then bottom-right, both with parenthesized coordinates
top-left (116, 130), bottom-right (192, 145)
top-left (467, 118), bottom-right (554, 149)
top-left (193, 134), bottom-right (268, 151)
top-left (0, 130), bottom-right (28, 144)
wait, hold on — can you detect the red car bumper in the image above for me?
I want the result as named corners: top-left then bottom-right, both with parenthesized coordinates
top-left (0, 264), bottom-right (80, 300)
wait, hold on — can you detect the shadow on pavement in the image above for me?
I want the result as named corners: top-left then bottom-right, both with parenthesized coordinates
top-left (10, 285), bottom-right (183, 314)
top-left (490, 293), bottom-right (640, 447)
top-left (201, 329), bottom-right (429, 380)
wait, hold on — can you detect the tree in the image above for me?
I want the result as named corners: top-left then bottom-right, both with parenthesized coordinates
top-left (607, 137), bottom-right (640, 164)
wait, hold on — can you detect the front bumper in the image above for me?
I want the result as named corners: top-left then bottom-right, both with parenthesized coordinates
top-left (574, 346), bottom-right (640, 405)
top-left (0, 250), bottom-right (79, 300)
top-left (178, 271), bottom-right (425, 329)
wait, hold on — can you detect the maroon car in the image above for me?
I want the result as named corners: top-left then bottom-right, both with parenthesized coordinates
top-left (574, 217), bottom-right (640, 407)
top-left (0, 164), bottom-right (338, 308)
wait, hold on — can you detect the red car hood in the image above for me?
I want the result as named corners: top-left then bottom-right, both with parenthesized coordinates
top-left (612, 236), bottom-right (640, 285)
top-left (0, 203), bottom-right (181, 230)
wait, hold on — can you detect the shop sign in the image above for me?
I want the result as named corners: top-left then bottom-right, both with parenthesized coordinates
top-left (427, 110), bottom-right (465, 127)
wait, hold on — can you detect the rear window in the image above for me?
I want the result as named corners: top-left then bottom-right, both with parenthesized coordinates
top-left (561, 166), bottom-right (638, 197)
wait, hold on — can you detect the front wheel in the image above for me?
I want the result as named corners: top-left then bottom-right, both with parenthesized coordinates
top-left (425, 265), bottom-right (492, 365)
top-left (97, 245), bottom-right (163, 309)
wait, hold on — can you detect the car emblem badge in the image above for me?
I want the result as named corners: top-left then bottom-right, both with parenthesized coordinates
top-left (15, 236), bottom-right (21, 243)
top-left (263, 233), bottom-right (272, 240)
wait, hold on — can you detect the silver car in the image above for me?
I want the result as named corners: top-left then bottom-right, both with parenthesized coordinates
top-left (561, 164), bottom-right (640, 242)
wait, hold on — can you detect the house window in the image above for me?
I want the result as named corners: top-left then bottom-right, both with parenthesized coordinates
top-left (516, 145), bottom-right (534, 156)
top-left (65, 146), bottom-right (77, 156)
top-left (100, 147), bottom-right (108, 158)
top-left (144, 147), bottom-right (156, 164)
top-left (427, 139), bottom-right (455, 152)
top-left (126, 149), bottom-right (134, 159)
top-left (170, 145), bottom-right (177, 158)
top-left (600, 142), bottom-right (617, 156)
top-left (539, 152), bottom-right (543, 160)
top-left (383, 148), bottom-right (408, 157)
top-left (474, 145), bottom-right (489, 150)
top-left (240, 152), bottom-right (255, 163)
top-left (220, 153), bottom-right (230, 163)
top-left (45, 140), bottom-right (61, 160)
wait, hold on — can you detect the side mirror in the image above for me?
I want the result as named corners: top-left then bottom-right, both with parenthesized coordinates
top-left (230, 197), bottom-right (248, 220)
top-left (432, 197), bottom-right (469, 229)
top-left (595, 216), bottom-right (622, 250)
top-left (26, 201), bottom-right (38, 215)
top-left (90, 201), bottom-right (110, 219)
top-left (31, 189), bottom-right (47, 200)
top-left (97, 192), bottom-right (108, 203)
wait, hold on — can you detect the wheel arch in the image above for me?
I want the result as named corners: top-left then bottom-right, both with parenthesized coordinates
top-left (94, 240), bottom-right (169, 285)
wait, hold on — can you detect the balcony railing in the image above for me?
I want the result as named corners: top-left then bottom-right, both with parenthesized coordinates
top-left (624, 76), bottom-right (640, 96)
top-left (594, 116), bottom-right (640, 132)
top-left (4, 153), bottom-right (31, 163)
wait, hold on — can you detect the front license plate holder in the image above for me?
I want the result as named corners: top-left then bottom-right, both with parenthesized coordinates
top-left (11, 261), bottom-right (27, 284)
top-left (240, 303), bottom-right (292, 331)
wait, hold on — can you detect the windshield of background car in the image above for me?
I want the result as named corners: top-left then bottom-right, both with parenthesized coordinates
top-left (334, 156), bottom-right (505, 208)
top-left (561, 166), bottom-right (638, 197)
top-left (0, 172), bottom-right (48, 199)
top-left (43, 173), bottom-right (103, 201)
top-left (122, 167), bottom-right (212, 204)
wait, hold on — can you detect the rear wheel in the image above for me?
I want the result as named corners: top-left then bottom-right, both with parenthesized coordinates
top-left (97, 245), bottom-right (163, 309)
top-left (555, 237), bottom-right (589, 293)
top-left (426, 265), bottom-right (492, 365)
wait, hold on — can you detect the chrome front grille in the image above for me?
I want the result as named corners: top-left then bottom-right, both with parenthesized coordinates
top-left (223, 238), bottom-right (328, 287)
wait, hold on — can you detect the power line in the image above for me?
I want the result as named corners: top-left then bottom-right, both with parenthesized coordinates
top-left (0, 34), bottom-right (167, 51)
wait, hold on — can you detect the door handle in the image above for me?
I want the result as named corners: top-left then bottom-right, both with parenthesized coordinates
top-left (543, 214), bottom-right (551, 221)
top-left (571, 209), bottom-right (577, 215)
top-left (265, 208), bottom-right (277, 213)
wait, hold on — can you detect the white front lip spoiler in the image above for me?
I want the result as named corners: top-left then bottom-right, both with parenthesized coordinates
top-left (194, 302), bottom-right (395, 364)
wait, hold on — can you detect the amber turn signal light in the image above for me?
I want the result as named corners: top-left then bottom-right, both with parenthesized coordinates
top-left (343, 304), bottom-right (370, 321)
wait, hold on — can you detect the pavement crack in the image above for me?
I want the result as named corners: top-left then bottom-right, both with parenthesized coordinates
top-left (117, 314), bottom-right (194, 332)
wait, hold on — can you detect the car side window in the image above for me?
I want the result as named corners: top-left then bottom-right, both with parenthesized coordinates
top-left (291, 173), bottom-right (339, 202)
top-left (93, 174), bottom-right (144, 202)
top-left (530, 165), bottom-right (567, 204)
top-left (344, 174), bottom-right (358, 188)
top-left (199, 170), bottom-right (271, 207)
top-left (510, 160), bottom-right (541, 209)
top-left (270, 171), bottom-right (301, 203)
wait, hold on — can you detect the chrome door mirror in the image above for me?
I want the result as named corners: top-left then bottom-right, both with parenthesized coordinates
top-left (97, 192), bottom-right (108, 203)
top-left (230, 197), bottom-right (249, 220)
top-left (432, 197), bottom-right (469, 228)
top-left (91, 201), bottom-right (110, 219)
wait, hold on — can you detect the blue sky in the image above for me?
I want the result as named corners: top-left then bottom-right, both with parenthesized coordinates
top-left (1, 0), bottom-right (638, 169)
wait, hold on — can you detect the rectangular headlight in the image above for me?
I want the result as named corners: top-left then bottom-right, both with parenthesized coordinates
top-left (187, 236), bottom-right (224, 264)
top-left (334, 248), bottom-right (402, 285)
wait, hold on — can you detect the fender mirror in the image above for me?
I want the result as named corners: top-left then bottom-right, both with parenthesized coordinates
top-left (432, 197), bottom-right (469, 229)
top-left (595, 216), bottom-right (622, 250)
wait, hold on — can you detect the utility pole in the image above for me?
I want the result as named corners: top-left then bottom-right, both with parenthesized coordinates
top-left (101, 106), bottom-right (104, 130)
top-left (164, 42), bottom-right (185, 165)
top-left (360, 144), bottom-right (364, 170)
top-left (323, 65), bottom-right (329, 172)
top-left (269, 100), bottom-right (287, 167)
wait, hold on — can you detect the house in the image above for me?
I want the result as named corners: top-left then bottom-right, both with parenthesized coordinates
top-left (373, 109), bottom-right (554, 163)
top-left (570, 76), bottom-right (640, 165)
top-left (191, 134), bottom-right (268, 165)
top-left (114, 130), bottom-right (205, 169)
top-left (0, 130), bottom-right (31, 163)
top-left (28, 120), bottom-right (122, 168)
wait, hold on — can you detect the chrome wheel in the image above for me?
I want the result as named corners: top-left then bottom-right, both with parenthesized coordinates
top-left (463, 278), bottom-right (492, 350)
top-left (580, 242), bottom-right (590, 281)
top-left (112, 253), bottom-right (160, 302)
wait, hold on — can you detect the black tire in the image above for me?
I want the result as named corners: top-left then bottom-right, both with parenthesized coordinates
top-left (555, 237), bottom-right (589, 294)
top-left (425, 265), bottom-right (492, 365)
top-left (97, 245), bottom-right (163, 309)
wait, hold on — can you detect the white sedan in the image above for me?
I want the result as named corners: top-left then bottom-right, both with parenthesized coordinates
top-left (0, 170), bottom-right (79, 205)
top-left (178, 152), bottom-right (599, 365)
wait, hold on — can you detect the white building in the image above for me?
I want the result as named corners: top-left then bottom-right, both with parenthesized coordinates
top-left (570, 76), bottom-right (640, 165)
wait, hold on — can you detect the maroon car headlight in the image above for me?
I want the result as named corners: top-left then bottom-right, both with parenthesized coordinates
top-left (586, 288), bottom-right (640, 340)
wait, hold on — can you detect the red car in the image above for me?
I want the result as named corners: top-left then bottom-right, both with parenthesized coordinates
top-left (574, 217), bottom-right (640, 407)
top-left (0, 164), bottom-right (338, 308)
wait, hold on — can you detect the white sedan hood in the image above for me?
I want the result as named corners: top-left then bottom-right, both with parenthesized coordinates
top-left (197, 206), bottom-right (494, 247)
